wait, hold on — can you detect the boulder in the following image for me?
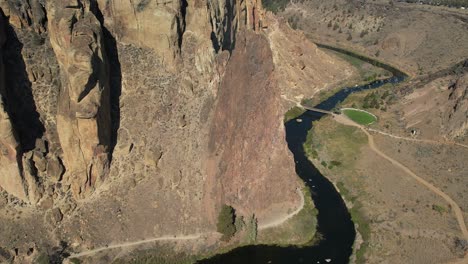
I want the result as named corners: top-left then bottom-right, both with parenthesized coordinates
top-left (46, 156), bottom-right (64, 182)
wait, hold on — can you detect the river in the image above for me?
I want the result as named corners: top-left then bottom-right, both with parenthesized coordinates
top-left (198, 68), bottom-right (405, 264)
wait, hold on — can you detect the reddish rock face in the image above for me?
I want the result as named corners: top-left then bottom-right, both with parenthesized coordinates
top-left (207, 31), bottom-right (301, 223)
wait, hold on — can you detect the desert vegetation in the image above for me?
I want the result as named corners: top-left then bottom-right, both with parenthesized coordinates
top-left (217, 205), bottom-right (237, 241)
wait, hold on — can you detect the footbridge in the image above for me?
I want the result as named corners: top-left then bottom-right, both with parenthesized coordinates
top-left (300, 105), bottom-right (334, 115)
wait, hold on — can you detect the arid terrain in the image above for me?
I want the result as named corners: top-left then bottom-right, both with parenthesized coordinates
top-left (0, 0), bottom-right (467, 263)
top-left (0, 0), bottom-right (353, 263)
top-left (295, 1), bottom-right (468, 262)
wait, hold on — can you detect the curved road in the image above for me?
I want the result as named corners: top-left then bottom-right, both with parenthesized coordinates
top-left (333, 114), bottom-right (468, 241)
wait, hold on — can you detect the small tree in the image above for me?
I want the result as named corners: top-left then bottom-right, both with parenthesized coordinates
top-left (217, 204), bottom-right (236, 241)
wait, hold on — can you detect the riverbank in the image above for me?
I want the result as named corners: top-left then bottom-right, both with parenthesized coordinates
top-left (307, 100), bottom-right (467, 263)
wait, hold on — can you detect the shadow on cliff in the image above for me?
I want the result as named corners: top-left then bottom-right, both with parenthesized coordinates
top-left (2, 23), bottom-right (45, 151)
top-left (92, 4), bottom-right (122, 160)
top-left (209, 0), bottom-right (236, 53)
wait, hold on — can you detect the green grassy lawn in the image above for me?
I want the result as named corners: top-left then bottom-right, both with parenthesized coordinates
top-left (342, 109), bottom-right (377, 125)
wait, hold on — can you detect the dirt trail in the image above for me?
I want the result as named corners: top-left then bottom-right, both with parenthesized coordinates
top-left (333, 114), bottom-right (468, 241)
top-left (367, 128), bottom-right (468, 150)
top-left (68, 234), bottom-right (205, 259)
top-left (258, 188), bottom-right (305, 230)
top-left (68, 189), bottom-right (306, 259)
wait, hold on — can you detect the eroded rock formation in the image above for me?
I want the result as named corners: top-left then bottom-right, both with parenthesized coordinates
top-left (47, 0), bottom-right (111, 199)
top-left (444, 71), bottom-right (468, 139)
top-left (207, 31), bottom-right (300, 222)
top-left (0, 0), bottom-right (353, 260)
top-left (0, 13), bottom-right (27, 201)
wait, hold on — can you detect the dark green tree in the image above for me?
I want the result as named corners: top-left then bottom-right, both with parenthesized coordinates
top-left (217, 205), bottom-right (236, 241)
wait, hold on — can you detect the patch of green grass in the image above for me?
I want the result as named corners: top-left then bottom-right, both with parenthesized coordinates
top-left (34, 254), bottom-right (50, 264)
top-left (284, 106), bottom-right (306, 123)
top-left (304, 118), bottom-right (367, 171)
top-left (262, 0), bottom-right (289, 13)
top-left (335, 52), bottom-right (365, 69)
top-left (432, 204), bottom-right (447, 214)
top-left (257, 187), bottom-right (318, 246)
top-left (303, 124), bottom-right (319, 160)
top-left (307, 113), bottom-right (372, 263)
top-left (342, 109), bottom-right (377, 125)
top-left (322, 49), bottom-right (393, 87)
top-left (69, 259), bottom-right (82, 264)
top-left (336, 182), bottom-right (369, 264)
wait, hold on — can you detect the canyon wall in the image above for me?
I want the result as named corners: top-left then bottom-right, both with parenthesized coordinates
top-left (443, 71), bottom-right (468, 139)
top-left (47, 0), bottom-right (111, 199)
top-left (0, 0), bottom-right (349, 259)
top-left (0, 13), bottom-right (27, 201)
top-left (0, 0), bottom-right (295, 248)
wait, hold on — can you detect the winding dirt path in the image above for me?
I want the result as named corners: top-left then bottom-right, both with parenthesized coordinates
top-left (333, 114), bottom-right (468, 240)
top-left (68, 188), bottom-right (305, 259)
top-left (68, 234), bottom-right (206, 259)
top-left (258, 188), bottom-right (305, 230)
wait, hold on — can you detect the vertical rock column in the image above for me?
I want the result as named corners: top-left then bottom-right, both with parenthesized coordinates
top-left (47, 0), bottom-right (111, 199)
top-left (0, 14), bottom-right (28, 201)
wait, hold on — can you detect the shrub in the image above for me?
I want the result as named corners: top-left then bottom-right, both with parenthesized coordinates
top-left (330, 160), bottom-right (342, 166)
top-left (432, 204), bottom-right (446, 214)
top-left (262, 0), bottom-right (290, 13)
top-left (246, 214), bottom-right (258, 243)
top-left (217, 205), bottom-right (236, 241)
top-left (360, 29), bottom-right (369, 38)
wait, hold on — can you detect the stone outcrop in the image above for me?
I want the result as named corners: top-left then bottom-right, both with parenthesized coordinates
top-left (96, 0), bottom-right (266, 65)
top-left (206, 31), bottom-right (301, 223)
top-left (0, 0), bottom-right (47, 33)
top-left (0, 12), bottom-right (28, 201)
top-left (444, 72), bottom-right (468, 139)
top-left (0, 0), bottom-right (354, 259)
top-left (46, 0), bottom-right (111, 199)
top-left (96, 0), bottom-right (186, 66)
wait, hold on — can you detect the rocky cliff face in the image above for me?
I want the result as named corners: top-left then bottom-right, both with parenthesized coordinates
top-left (0, 13), bottom-right (27, 201)
top-left (0, 0), bottom-right (350, 260)
top-left (444, 71), bottom-right (468, 139)
top-left (206, 30), bottom-right (300, 223)
top-left (47, 1), bottom-right (111, 199)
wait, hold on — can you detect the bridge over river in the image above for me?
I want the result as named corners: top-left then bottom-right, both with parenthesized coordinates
top-left (300, 105), bottom-right (334, 115)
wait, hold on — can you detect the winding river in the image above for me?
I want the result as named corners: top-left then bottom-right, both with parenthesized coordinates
top-left (199, 58), bottom-right (405, 264)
